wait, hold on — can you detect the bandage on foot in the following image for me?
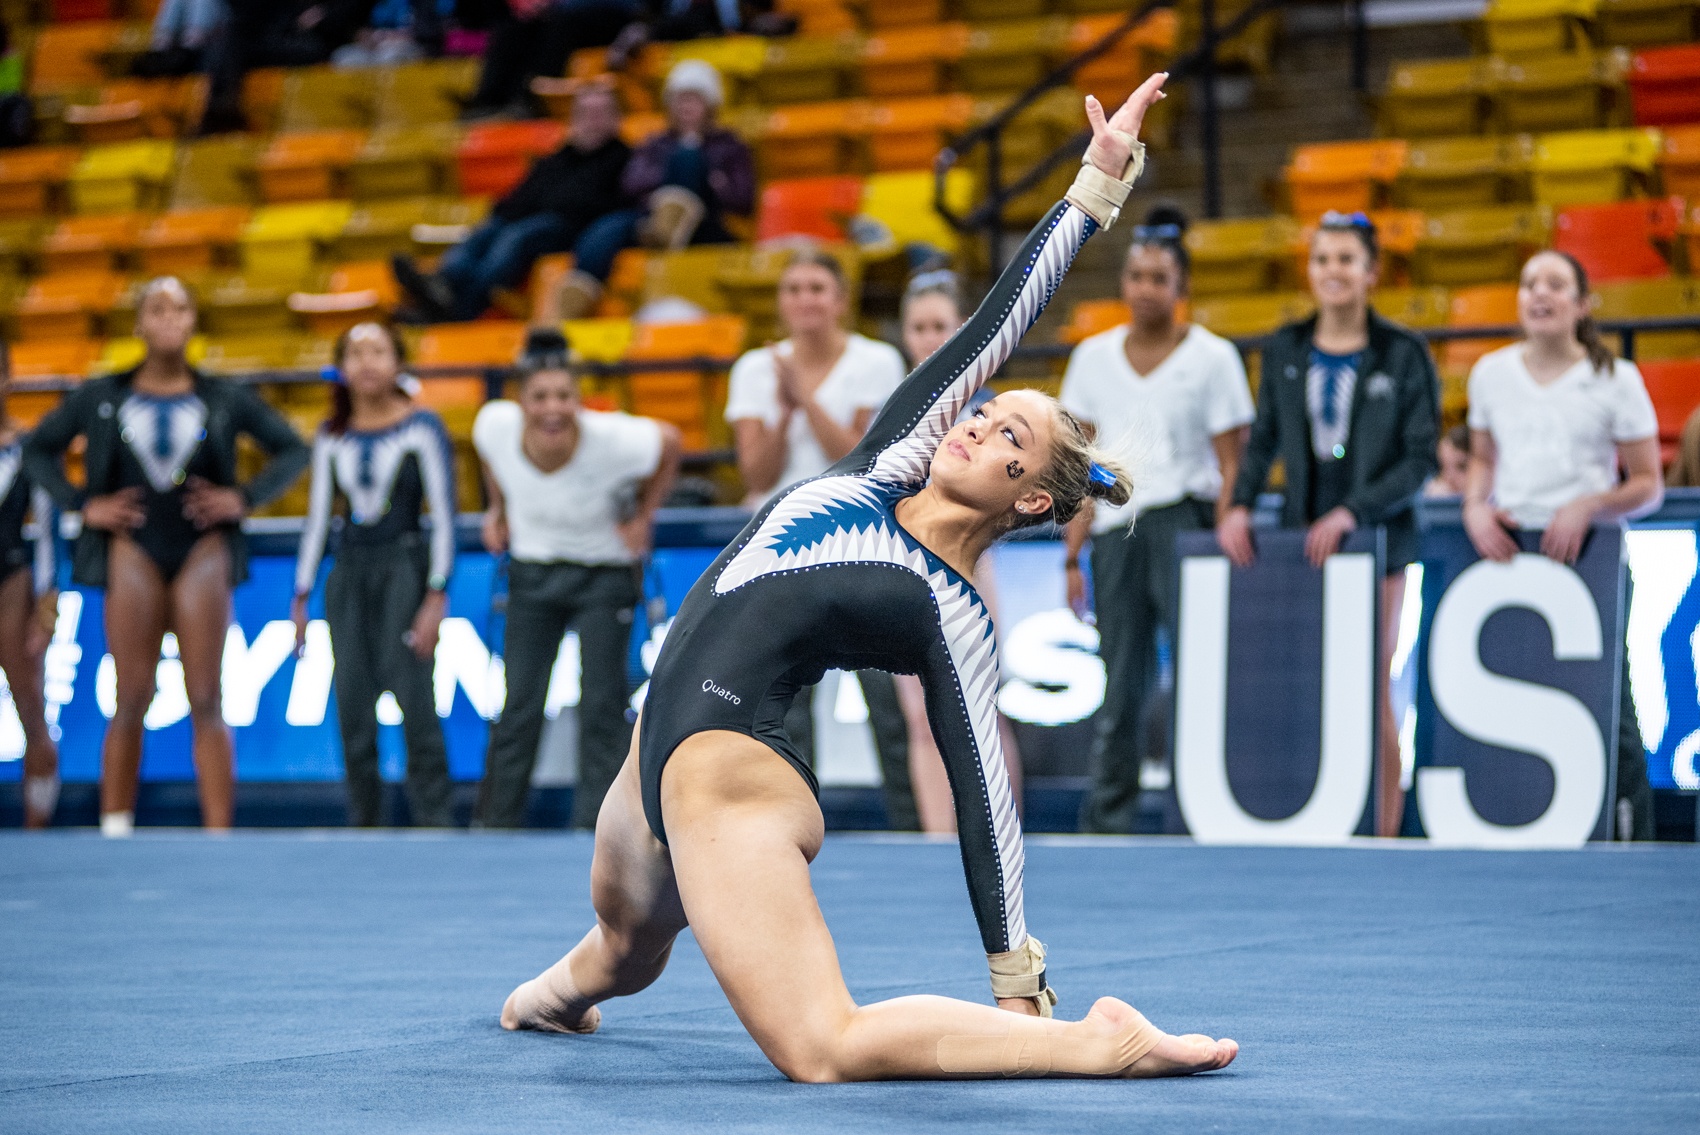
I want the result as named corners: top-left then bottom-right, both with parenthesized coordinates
top-left (500, 954), bottom-right (602, 1035)
top-left (936, 997), bottom-right (1235, 1079)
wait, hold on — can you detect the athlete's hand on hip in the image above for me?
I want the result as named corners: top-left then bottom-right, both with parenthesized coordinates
top-left (481, 508), bottom-right (509, 555)
top-left (1216, 505), bottom-right (1256, 568)
top-left (182, 476), bottom-right (246, 529)
top-left (617, 514), bottom-right (654, 559)
top-left (406, 589), bottom-right (447, 661)
top-left (290, 593), bottom-right (310, 658)
top-left (1083, 72), bottom-right (1167, 179)
top-left (81, 487), bottom-right (145, 532)
top-left (1304, 506), bottom-right (1357, 568)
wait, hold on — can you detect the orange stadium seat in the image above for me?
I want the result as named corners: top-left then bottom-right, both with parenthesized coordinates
top-left (760, 100), bottom-right (869, 179)
top-left (1061, 299), bottom-right (1127, 344)
top-left (1443, 283), bottom-right (1520, 375)
top-left (1553, 197), bottom-right (1679, 279)
top-left (1284, 140), bottom-right (1408, 220)
top-left (1068, 10), bottom-right (1180, 107)
top-left (414, 321), bottom-right (528, 368)
top-left (1629, 44), bottom-right (1700, 124)
top-left (1380, 58), bottom-right (1489, 138)
top-left (863, 0), bottom-right (947, 28)
top-left (456, 121), bottom-right (566, 199)
top-left (254, 130), bottom-right (367, 204)
top-left (0, 147), bottom-right (80, 219)
top-left (867, 94), bottom-right (974, 172)
top-left (625, 315), bottom-right (748, 449)
top-left (9, 337), bottom-right (103, 379)
top-left (756, 176), bottom-right (864, 242)
top-left (137, 206), bottom-right (250, 275)
top-left (40, 212), bottom-right (144, 274)
top-left (28, 21), bottom-right (132, 94)
top-left (288, 261), bottom-right (400, 337)
top-left (16, 270), bottom-right (126, 340)
top-left (1639, 360), bottom-right (1700, 442)
top-left (860, 23), bottom-right (970, 99)
top-left (1660, 123), bottom-right (1700, 196)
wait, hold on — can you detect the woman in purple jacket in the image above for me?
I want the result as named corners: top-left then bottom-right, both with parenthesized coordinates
top-left (549, 58), bottom-right (755, 320)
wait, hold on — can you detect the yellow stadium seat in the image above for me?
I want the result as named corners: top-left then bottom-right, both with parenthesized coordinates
top-left (348, 125), bottom-right (459, 201)
top-left (196, 274), bottom-right (295, 336)
top-left (716, 245), bottom-right (861, 341)
top-left (857, 168), bottom-right (976, 258)
top-left (278, 67), bottom-right (376, 131)
top-left (1491, 49), bottom-right (1629, 132)
top-left (760, 100), bottom-right (871, 179)
top-left (67, 139), bottom-right (175, 214)
top-left (197, 331), bottom-right (317, 372)
top-left (956, 18), bottom-right (1065, 94)
top-left (1191, 292), bottom-right (1314, 340)
top-left (0, 219), bottom-right (48, 279)
top-left (137, 206), bottom-right (250, 276)
top-left (1184, 216), bottom-right (1301, 296)
top-left (1412, 204), bottom-right (1550, 286)
top-left (1598, 0), bottom-right (1699, 46)
top-left (560, 317), bottom-right (635, 364)
top-left (372, 59), bottom-right (478, 128)
top-left (641, 246), bottom-right (739, 314)
top-left (254, 130), bottom-right (366, 204)
top-left (1380, 58), bottom-right (1490, 138)
top-left (1480, 0), bottom-right (1598, 56)
top-left (0, 147), bottom-right (79, 219)
top-left (41, 212), bottom-right (144, 274)
top-left (170, 136), bottom-right (260, 208)
top-left (1372, 286), bottom-right (1454, 328)
top-left (1592, 276), bottom-right (1700, 357)
top-left (16, 270), bottom-right (127, 340)
top-left (1397, 135), bottom-right (1534, 210)
top-left (333, 196), bottom-right (444, 261)
top-left (859, 23), bottom-right (970, 100)
top-left (665, 36), bottom-right (768, 106)
top-left (1285, 140), bottom-right (1408, 220)
top-left (239, 201), bottom-right (354, 287)
top-left (1530, 126), bottom-right (1661, 204)
top-left (755, 35), bottom-right (858, 105)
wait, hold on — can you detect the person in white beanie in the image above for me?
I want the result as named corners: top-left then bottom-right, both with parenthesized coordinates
top-left (545, 58), bottom-right (755, 321)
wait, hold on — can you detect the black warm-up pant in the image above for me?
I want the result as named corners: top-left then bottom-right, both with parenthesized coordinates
top-left (476, 560), bottom-right (639, 829)
top-left (325, 539), bottom-right (453, 828)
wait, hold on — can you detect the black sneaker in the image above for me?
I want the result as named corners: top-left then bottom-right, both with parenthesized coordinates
top-left (391, 254), bottom-right (453, 322)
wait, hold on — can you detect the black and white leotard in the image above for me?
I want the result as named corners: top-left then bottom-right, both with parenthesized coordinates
top-left (0, 438), bottom-right (55, 594)
top-left (116, 390), bottom-right (222, 581)
top-left (294, 409), bottom-right (458, 595)
top-left (639, 199), bottom-right (1097, 957)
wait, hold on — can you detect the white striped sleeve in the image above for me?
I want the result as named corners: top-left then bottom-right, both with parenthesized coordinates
top-left (29, 485), bottom-right (55, 596)
top-left (294, 432), bottom-right (336, 597)
top-left (414, 413), bottom-right (457, 590)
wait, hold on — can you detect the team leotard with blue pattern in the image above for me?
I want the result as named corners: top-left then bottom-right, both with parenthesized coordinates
top-left (0, 438), bottom-right (55, 594)
top-left (638, 199), bottom-right (1097, 957)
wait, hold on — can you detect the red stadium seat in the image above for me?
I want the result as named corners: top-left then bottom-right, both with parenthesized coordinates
top-left (456, 121), bottom-right (567, 199)
top-left (1553, 198), bottom-right (1680, 281)
top-left (1638, 360), bottom-right (1700, 443)
top-left (1629, 45), bottom-right (1700, 126)
top-left (756, 176), bottom-right (864, 242)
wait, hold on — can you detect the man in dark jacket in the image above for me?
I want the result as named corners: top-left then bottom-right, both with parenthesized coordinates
top-left (393, 82), bottom-right (630, 322)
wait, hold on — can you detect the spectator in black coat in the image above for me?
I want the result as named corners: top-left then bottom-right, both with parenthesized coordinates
top-left (392, 82), bottom-right (630, 322)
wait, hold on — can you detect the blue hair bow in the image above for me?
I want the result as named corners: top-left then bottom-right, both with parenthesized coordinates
top-left (1087, 462), bottom-right (1117, 488)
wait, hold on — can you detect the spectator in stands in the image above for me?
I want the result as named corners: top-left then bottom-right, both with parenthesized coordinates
top-left (725, 249), bottom-right (916, 829)
top-left (391, 81), bottom-right (630, 323)
top-left (198, 1), bottom-right (393, 133)
top-left (1461, 250), bottom-right (1664, 839)
top-left (1425, 423), bottom-right (1471, 497)
top-left (472, 328), bottom-right (681, 829)
top-left (23, 278), bottom-right (310, 836)
top-left (1061, 208), bottom-right (1255, 835)
top-left (1669, 406), bottom-right (1700, 487)
top-left (1219, 212), bottom-right (1440, 839)
top-left (546, 59), bottom-right (755, 322)
top-left (291, 323), bottom-right (456, 829)
top-left (134, 0), bottom-right (228, 78)
top-left (458, 0), bottom-right (641, 121)
top-left (0, 344), bottom-right (59, 829)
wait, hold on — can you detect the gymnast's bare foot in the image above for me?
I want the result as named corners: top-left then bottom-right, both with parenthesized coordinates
top-left (1085, 997), bottom-right (1238, 1077)
top-left (500, 956), bottom-right (602, 1035)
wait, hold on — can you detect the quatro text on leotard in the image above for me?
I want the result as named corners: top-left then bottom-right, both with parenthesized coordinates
top-left (702, 680), bottom-right (742, 706)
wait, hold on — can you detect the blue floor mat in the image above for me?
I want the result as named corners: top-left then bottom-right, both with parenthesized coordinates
top-left (1, 833), bottom-right (1696, 1133)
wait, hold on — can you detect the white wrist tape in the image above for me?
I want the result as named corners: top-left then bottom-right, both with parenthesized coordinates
top-left (1065, 134), bottom-right (1147, 230)
top-left (988, 935), bottom-right (1059, 1017)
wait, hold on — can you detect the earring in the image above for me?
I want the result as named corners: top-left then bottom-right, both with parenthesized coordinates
top-left (1015, 505), bottom-right (1026, 513)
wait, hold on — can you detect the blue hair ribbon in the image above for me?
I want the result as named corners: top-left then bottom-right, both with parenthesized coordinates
top-left (1087, 462), bottom-right (1117, 488)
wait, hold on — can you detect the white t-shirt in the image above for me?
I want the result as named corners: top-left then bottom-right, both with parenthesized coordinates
top-left (724, 333), bottom-right (906, 503)
top-left (472, 400), bottom-right (663, 566)
top-left (1466, 345), bottom-right (1658, 529)
top-left (1059, 323), bottom-right (1254, 533)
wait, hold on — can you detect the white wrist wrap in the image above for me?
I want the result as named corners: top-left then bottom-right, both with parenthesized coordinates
top-left (988, 936), bottom-right (1059, 1017)
top-left (1064, 135), bottom-right (1146, 230)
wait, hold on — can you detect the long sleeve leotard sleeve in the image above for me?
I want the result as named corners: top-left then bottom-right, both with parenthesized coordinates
top-left (834, 199), bottom-right (1098, 956)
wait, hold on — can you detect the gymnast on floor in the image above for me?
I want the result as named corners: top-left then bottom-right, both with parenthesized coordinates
top-left (500, 73), bottom-right (1238, 1082)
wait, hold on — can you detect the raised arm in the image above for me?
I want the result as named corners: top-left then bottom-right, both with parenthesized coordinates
top-left (834, 75), bottom-right (1167, 490)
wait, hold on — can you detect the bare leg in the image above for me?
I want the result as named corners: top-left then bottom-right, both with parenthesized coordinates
top-left (1376, 572), bottom-right (1407, 838)
top-left (660, 730), bottom-right (1237, 1083)
top-left (502, 725), bottom-right (689, 1034)
top-left (0, 568), bottom-right (57, 828)
top-left (101, 538), bottom-right (169, 826)
top-left (169, 534), bottom-right (236, 830)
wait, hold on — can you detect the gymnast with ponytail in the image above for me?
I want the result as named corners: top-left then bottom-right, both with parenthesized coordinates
top-left (498, 74), bottom-right (1238, 1082)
